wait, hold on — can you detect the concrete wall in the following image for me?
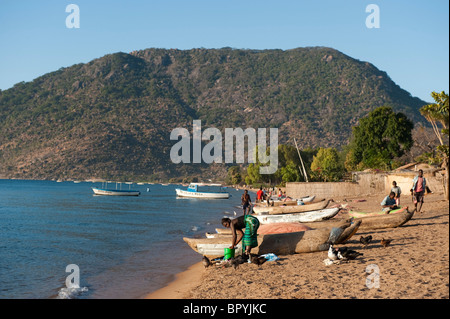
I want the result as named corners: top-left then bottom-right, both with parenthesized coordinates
top-left (286, 169), bottom-right (445, 199)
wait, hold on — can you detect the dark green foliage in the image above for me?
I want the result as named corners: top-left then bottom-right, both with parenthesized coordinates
top-left (347, 106), bottom-right (414, 170)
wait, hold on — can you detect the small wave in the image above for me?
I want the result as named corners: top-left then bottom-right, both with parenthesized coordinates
top-left (56, 286), bottom-right (89, 299)
top-left (191, 225), bottom-right (199, 232)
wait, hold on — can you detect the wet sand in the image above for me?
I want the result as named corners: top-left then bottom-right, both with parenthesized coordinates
top-left (145, 192), bottom-right (449, 299)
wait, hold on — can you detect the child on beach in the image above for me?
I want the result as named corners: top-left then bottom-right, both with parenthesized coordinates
top-left (381, 192), bottom-right (398, 213)
top-left (391, 181), bottom-right (401, 206)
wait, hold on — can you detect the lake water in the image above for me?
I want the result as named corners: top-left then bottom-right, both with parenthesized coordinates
top-left (0, 179), bottom-right (244, 299)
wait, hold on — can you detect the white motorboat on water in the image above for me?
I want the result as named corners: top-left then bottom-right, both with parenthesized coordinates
top-left (175, 183), bottom-right (230, 199)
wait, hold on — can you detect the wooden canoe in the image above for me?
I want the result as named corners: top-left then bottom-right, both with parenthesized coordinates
top-left (348, 206), bottom-right (408, 218)
top-left (253, 199), bottom-right (331, 215)
top-left (184, 222), bottom-right (352, 258)
top-left (254, 207), bottom-right (339, 224)
top-left (354, 208), bottom-right (416, 230)
top-left (206, 220), bottom-right (360, 245)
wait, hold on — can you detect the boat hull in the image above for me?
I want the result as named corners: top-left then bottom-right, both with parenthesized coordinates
top-left (254, 207), bottom-right (340, 224)
top-left (355, 208), bottom-right (416, 230)
top-left (348, 206), bottom-right (408, 218)
top-left (92, 188), bottom-right (141, 196)
top-left (253, 199), bottom-right (331, 215)
top-left (184, 223), bottom-right (352, 258)
top-left (175, 188), bottom-right (230, 199)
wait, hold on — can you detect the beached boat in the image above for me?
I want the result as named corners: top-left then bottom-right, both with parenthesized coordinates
top-left (175, 183), bottom-right (230, 199)
top-left (354, 208), bottom-right (416, 230)
top-left (268, 195), bottom-right (315, 206)
top-left (253, 199), bottom-right (331, 215)
top-left (255, 207), bottom-right (340, 224)
top-left (208, 219), bottom-right (360, 245)
top-left (348, 206), bottom-right (408, 218)
top-left (184, 222), bottom-right (353, 258)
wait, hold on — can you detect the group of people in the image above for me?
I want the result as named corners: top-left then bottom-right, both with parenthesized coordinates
top-left (381, 169), bottom-right (429, 213)
top-left (221, 169), bottom-right (430, 262)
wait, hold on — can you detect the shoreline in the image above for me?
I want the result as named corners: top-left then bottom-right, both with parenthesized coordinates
top-left (145, 192), bottom-right (449, 299)
top-left (143, 262), bottom-right (204, 299)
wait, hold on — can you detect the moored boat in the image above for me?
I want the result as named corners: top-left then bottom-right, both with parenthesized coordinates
top-left (92, 188), bottom-right (140, 196)
top-left (175, 183), bottom-right (230, 199)
top-left (92, 181), bottom-right (141, 196)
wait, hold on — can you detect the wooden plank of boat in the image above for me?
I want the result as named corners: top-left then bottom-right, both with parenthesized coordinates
top-left (255, 207), bottom-right (339, 224)
top-left (253, 199), bottom-right (331, 215)
top-left (348, 206), bottom-right (408, 218)
top-left (355, 208), bottom-right (416, 230)
top-left (92, 188), bottom-right (141, 196)
top-left (184, 223), bottom-right (351, 258)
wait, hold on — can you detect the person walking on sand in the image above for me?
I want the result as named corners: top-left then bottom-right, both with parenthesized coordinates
top-left (411, 169), bottom-right (426, 213)
top-left (221, 215), bottom-right (260, 260)
top-left (391, 181), bottom-right (402, 206)
top-left (381, 192), bottom-right (398, 213)
top-left (241, 189), bottom-right (252, 215)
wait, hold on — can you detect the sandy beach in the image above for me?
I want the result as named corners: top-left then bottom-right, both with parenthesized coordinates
top-left (146, 191), bottom-right (449, 299)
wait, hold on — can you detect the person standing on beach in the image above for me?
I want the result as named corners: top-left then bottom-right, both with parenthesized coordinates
top-left (241, 190), bottom-right (252, 215)
top-left (221, 215), bottom-right (260, 259)
top-left (256, 187), bottom-right (264, 203)
top-left (411, 169), bottom-right (426, 213)
top-left (391, 181), bottom-right (402, 206)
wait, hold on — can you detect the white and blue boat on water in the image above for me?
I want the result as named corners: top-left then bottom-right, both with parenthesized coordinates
top-left (175, 183), bottom-right (230, 199)
top-left (92, 181), bottom-right (141, 196)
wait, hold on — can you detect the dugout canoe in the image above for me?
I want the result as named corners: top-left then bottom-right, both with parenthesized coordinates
top-left (348, 206), bottom-right (408, 218)
top-left (255, 207), bottom-right (339, 224)
top-left (184, 223), bottom-right (352, 258)
top-left (253, 199), bottom-right (331, 215)
top-left (354, 208), bottom-right (416, 230)
top-left (209, 219), bottom-right (361, 244)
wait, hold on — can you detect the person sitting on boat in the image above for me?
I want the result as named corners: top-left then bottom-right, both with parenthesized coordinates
top-left (241, 190), bottom-right (252, 215)
top-left (381, 192), bottom-right (398, 213)
top-left (221, 215), bottom-right (260, 259)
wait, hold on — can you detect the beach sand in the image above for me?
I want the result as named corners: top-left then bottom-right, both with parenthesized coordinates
top-left (145, 192), bottom-right (449, 299)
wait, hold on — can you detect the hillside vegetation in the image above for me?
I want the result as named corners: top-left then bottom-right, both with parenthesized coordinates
top-left (0, 47), bottom-right (427, 181)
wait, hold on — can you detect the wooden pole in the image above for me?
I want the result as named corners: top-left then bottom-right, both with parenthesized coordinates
top-left (294, 138), bottom-right (309, 182)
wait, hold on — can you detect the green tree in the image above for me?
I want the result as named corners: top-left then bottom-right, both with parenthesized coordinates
top-left (420, 91), bottom-right (449, 200)
top-left (310, 147), bottom-right (345, 182)
top-left (349, 106), bottom-right (414, 170)
top-left (227, 166), bottom-right (242, 185)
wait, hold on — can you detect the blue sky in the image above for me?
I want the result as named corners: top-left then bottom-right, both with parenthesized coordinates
top-left (0, 0), bottom-right (448, 102)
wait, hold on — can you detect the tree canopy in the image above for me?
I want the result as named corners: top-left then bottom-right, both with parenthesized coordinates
top-left (346, 106), bottom-right (414, 170)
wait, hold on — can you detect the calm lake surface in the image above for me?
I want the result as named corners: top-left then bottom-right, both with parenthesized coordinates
top-left (0, 179), bottom-right (244, 298)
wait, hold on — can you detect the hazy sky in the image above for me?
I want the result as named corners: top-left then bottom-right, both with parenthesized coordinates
top-left (0, 0), bottom-right (448, 102)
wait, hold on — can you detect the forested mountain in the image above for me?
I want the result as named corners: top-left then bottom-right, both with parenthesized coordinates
top-left (0, 47), bottom-right (427, 181)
